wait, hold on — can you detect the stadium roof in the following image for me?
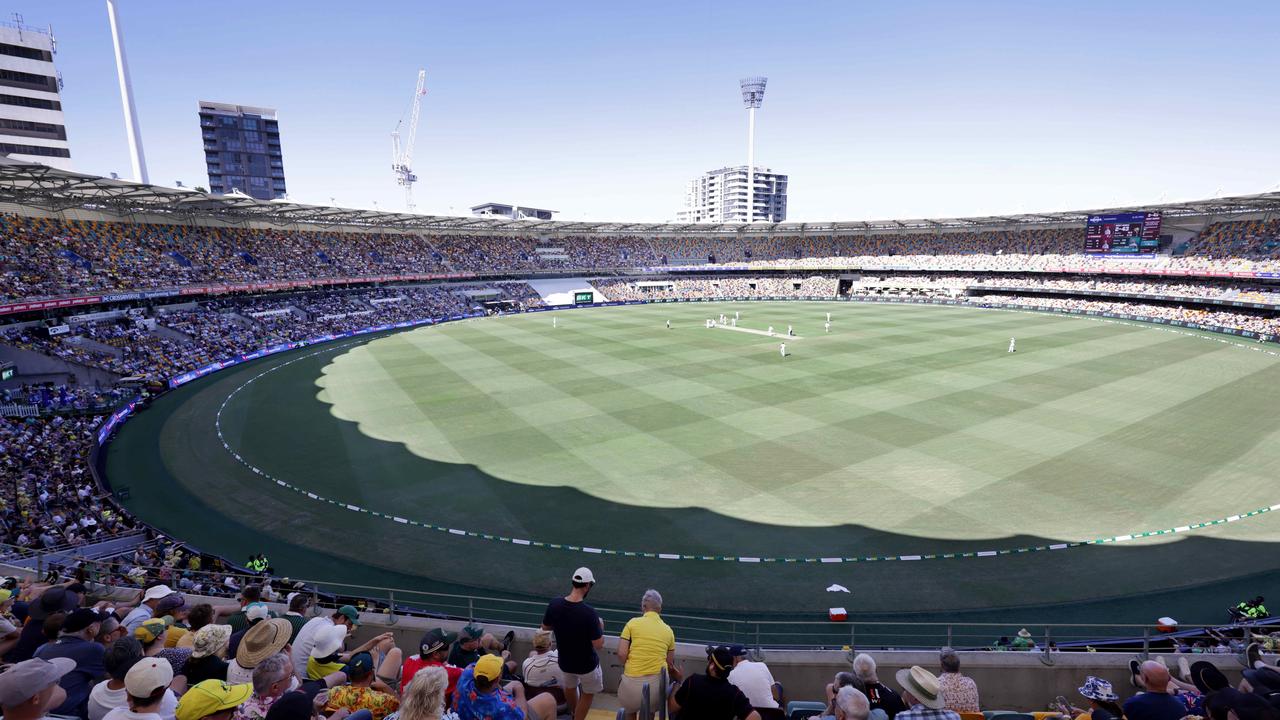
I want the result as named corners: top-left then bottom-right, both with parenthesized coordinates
top-left (2, 157), bottom-right (1278, 235)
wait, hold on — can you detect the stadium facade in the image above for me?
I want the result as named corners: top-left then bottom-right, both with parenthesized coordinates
top-left (197, 101), bottom-right (286, 199)
top-left (678, 165), bottom-right (788, 224)
top-left (0, 21), bottom-right (71, 172)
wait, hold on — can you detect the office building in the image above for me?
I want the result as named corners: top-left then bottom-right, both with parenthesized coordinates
top-left (198, 101), bottom-right (285, 199)
top-left (678, 166), bottom-right (788, 223)
top-left (0, 20), bottom-right (71, 171)
top-left (471, 203), bottom-right (557, 220)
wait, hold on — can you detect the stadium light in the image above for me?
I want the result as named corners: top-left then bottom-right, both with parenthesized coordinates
top-left (105, 0), bottom-right (149, 184)
top-left (739, 77), bottom-right (767, 224)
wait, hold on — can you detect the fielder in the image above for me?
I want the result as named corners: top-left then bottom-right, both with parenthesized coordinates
top-left (1008, 337), bottom-right (1016, 353)
top-left (824, 321), bottom-right (831, 333)
top-left (787, 325), bottom-right (794, 337)
top-left (666, 319), bottom-right (671, 329)
top-left (767, 325), bottom-right (774, 336)
top-left (780, 343), bottom-right (787, 358)
top-left (826, 312), bottom-right (831, 322)
top-left (553, 317), bottom-right (557, 328)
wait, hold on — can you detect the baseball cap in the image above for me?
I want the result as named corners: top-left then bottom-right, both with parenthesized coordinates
top-left (420, 628), bottom-right (456, 656)
top-left (61, 608), bottom-right (106, 634)
top-left (343, 651), bottom-right (374, 680)
top-left (155, 594), bottom-right (186, 614)
top-left (0, 657), bottom-right (75, 707)
top-left (336, 605), bottom-right (360, 626)
top-left (571, 567), bottom-right (595, 584)
top-left (125, 657), bottom-right (174, 697)
top-left (135, 618), bottom-right (168, 644)
top-left (474, 654), bottom-right (504, 682)
top-left (143, 585), bottom-right (176, 602)
top-left (176, 680), bottom-right (252, 720)
top-left (460, 623), bottom-right (484, 641)
top-left (726, 644), bottom-right (748, 657)
top-left (245, 603), bottom-right (270, 623)
top-left (705, 645), bottom-right (734, 672)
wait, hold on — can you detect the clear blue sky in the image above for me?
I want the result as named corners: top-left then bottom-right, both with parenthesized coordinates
top-left (16, 0), bottom-right (1280, 221)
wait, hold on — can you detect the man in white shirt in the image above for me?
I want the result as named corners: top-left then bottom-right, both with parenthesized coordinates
top-left (89, 641), bottom-right (178, 720)
top-left (121, 586), bottom-right (175, 634)
top-left (521, 630), bottom-right (561, 688)
top-left (289, 606), bottom-right (359, 677)
top-left (726, 645), bottom-right (779, 710)
top-left (102, 657), bottom-right (172, 720)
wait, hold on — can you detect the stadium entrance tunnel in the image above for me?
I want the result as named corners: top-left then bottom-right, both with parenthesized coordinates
top-left (105, 303), bottom-right (1280, 618)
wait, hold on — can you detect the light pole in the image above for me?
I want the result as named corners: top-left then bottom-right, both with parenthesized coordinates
top-left (739, 77), bottom-right (767, 223)
top-left (105, 0), bottom-right (148, 184)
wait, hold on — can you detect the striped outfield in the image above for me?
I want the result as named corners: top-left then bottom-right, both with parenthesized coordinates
top-left (311, 301), bottom-right (1280, 546)
top-left (113, 301), bottom-right (1280, 614)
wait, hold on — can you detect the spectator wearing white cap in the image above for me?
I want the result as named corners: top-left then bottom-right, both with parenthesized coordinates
top-left (227, 605), bottom-right (272, 661)
top-left (88, 639), bottom-right (179, 720)
top-left (122, 587), bottom-right (175, 635)
top-left (0, 657), bottom-right (75, 720)
top-left (541, 567), bottom-right (604, 720)
top-left (102, 656), bottom-right (174, 720)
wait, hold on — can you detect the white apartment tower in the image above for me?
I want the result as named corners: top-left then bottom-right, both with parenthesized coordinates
top-left (678, 166), bottom-right (788, 223)
top-left (0, 19), bottom-right (71, 171)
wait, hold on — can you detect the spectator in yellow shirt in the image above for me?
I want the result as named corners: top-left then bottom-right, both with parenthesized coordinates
top-left (616, 590), bottom-right (677, 720)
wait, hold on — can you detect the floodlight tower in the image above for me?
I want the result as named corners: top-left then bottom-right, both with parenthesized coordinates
top-left (105, 0), bottom-right (148, 184)
top-left (739, 76), bottom-right (767, 223)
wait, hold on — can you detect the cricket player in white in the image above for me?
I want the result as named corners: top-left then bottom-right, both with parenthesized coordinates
top-left (665, 320), bottom-right (671, 329)
top-left (780, 343), bottom-right (786, 358)
top-left (767, 326), bottom-right (774, 336)
top-left (824, 321), bottom-right (831, 333)
top-left (1008, 337), bottom-right (1016, 353)
top-left (787, 325), bottom-right (794, 337)
top-left (826, 312), bottom-right (831, 322)
top-left (735, 311), bottom-right (740, 321)
top-left (553, 317), bottom-right (557, 328)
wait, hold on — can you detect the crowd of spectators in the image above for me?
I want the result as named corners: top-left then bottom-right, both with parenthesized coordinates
top-left (970, 295), bottom-right (1280, 336)
top-left (0, 416), bottom-right (136, 552)
top-left (0, 567), bottom-right (1276, 720)
top-left (592, 276), bottom-right (839, 302)
top-left (7, 216), bottom-right (1280, 304)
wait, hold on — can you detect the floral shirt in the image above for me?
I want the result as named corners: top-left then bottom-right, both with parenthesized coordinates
top-left (233, 693), bottom-right (280, 720)
top-left (325, 685), bottom-right (400, 720)
top-left (452, 666), bottom-right (523, 720)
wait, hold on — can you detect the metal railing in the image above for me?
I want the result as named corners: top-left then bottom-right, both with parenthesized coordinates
top-left (3, 541), bottom-right (1264, 654)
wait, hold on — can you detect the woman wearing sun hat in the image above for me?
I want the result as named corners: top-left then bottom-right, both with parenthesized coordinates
top-left (184, 625), bottom-right (232, 685)
top-left (228, 619), bottom-right (294, 685)
top-left (1068, 677), bottom-right (1123, 720)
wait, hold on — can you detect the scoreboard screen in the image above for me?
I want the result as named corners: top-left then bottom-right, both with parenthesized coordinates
top-left (574, 291), bottom-right (594, 305)
top-left (1085, 211), bottom-right (1162, 254)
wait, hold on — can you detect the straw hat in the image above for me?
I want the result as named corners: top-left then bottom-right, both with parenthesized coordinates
top-left (237, 618), bottom-right (293, 669)
top-left (895, 665), bottom-right (944, 709)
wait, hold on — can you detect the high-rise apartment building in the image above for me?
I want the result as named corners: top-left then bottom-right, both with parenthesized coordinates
top-left (198, 101), bottom-right (285, 199)
top-left (678, 166), bottom-right (787, 223)
top-left (0, 20), bottom-right (71, 171)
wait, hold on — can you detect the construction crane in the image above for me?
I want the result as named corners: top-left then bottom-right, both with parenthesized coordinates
top-left (391, 69), bottom-right (427, 212)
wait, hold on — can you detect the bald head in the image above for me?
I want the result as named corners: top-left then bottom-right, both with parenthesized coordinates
top-left (1139, 661), bottom-right (1171, 693)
